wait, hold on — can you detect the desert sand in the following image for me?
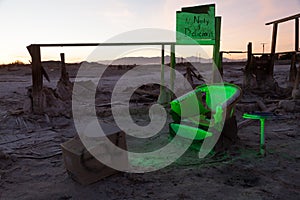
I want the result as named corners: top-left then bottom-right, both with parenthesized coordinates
top-left (0, 62), bottom-right (299, 200)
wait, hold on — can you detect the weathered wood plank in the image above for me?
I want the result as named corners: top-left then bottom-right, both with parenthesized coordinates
top-left (265, 13), bottom-right (300, 25)
top-left (27, 45), bottom-right (43, 114)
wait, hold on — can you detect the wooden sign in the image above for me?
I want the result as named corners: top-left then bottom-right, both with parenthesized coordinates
top-left (176, 4), bottom-right (215, 45)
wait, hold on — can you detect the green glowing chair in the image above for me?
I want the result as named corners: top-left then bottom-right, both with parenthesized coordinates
top-left (169, 83), bottom-right (242, 151)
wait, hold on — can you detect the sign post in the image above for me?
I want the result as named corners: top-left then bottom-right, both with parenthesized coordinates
top-left (213, 16), bottom-right (222, 82)
top-left (175, 4), bottom-right (222, 84)
top-left (176, 4), bottom-right (216, 45)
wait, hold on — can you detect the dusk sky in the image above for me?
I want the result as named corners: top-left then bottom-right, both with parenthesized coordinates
top-left (0, 0), bottom-right (299, 64)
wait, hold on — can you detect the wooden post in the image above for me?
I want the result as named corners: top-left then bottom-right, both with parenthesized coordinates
top-left (294, 65), bottom-right (300, 90)
top-left (170, 44), bottom-right (176, 98)
top-left (219, 51), bottom-right (223, 77)
top-left (295, 18), bottom-right (299, 52)
top-left (270, 23), bottom-right (278, 76)
top-left (27, 45), bottom-right (43, 114)
top-left (59, 53), bottom-right (70, 83)
top-left (294, 18), bottom-right (299, 95)
top-left (158, 45), bottom-right (168, 104)
top-left (60, 53), bottom-right (67, 80)
top-left (246, 42), bottom-right (253, 72)
top-left (213, 17), bottom-right (222, 82)
top-left (244, 42), bottom-right (253, 88)
top-left (289, 53), bottom-right (297, 83)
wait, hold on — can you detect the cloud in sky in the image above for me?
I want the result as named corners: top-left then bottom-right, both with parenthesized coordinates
top-left (86, 0), bottom-right (135, 20)
top-left (215, 0), bottom-right (299, 54)
top-left (258, 0), bottom-right (300, 19)
top-left (0, 0), bottom-right (299, 63)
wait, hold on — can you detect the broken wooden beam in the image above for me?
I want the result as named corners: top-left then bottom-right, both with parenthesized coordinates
top-left (135, 89), bottom-right (159, 98)
top-left (41, 66), bottom-right (50, 82)
top-left (256, 100), bottom-right (267, 111)
top-left (265, 13), bottom-right (300, 25)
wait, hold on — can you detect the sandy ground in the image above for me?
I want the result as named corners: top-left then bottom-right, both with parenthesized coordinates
top-left (0, 63), bottom-right (299, 200)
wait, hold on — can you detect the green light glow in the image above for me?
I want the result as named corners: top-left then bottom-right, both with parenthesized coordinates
top-left (169, 83), bottom-right (241, 151)
top-left (170, 83), bottom-right (240, 118)
top-left (213, 105), bottom-right (223, 131)
top-left (213, 106), bottom-right (223, 124)
top-left (242, 113), bottom-right (271, 156)
top-left (230, 108), bottom-right (234, 118)
top-left (170, 123), bottom-right (212, 140)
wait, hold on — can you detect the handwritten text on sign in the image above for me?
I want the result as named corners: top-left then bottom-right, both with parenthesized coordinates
top-left (176, 9), bottom-right (215, 45)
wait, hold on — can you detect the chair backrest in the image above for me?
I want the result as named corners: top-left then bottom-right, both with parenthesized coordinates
top-left (170, 83), bottom-right (242, 118)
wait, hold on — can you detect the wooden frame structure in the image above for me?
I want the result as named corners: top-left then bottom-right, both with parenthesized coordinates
top-left (265, 13), bottom-right (300, 78)
top-left (241, 13), bottom-right (300, 90)
top-left (27, 41), bottom-right (222, 113)
top-left (27, 42), bottom-right (177, 113)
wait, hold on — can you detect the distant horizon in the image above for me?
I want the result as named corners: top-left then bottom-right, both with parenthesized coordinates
top-left (2, 54), bottom-right (248, 66)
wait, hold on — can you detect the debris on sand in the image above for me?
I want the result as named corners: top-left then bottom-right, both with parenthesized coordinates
top-left (278, 100), bottom-right (300, 112)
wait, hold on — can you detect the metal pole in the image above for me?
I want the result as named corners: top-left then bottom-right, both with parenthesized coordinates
top-left (261, 43), bottom-right (267, 54)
